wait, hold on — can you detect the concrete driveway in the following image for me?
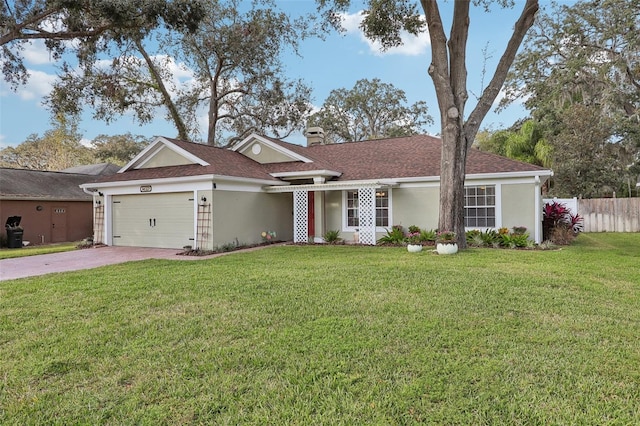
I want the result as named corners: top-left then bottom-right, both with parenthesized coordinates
top-left (0, 246), bottom-right (216, 281)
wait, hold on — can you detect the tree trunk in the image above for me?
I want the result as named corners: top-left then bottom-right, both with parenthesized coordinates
top-left (422, 0), bottom-right (539, 249)
top-left (438, 114), bottom-right (469, 248)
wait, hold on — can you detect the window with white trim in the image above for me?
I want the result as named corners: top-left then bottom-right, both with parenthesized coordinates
top-left (464, 185), bottom-right (496, 227)
top-left (345, 189), bottom-right (390, 228)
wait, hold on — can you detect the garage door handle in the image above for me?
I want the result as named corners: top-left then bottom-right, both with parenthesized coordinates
top-left (149, 218), bottom-right (152, 227)
top-left (153, 218), bottom-right (156, 227)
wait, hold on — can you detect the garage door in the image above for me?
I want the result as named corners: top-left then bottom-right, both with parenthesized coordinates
top-left (112, 192), bottom-right (194, 249)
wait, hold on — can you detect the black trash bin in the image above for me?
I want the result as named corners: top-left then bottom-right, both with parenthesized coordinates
top-left (5, 216), bottom-right (23, 249)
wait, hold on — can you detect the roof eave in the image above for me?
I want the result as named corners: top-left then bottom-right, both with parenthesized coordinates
top-left (80, 173), bottom-right (282, 191)
top-left (264, 179), bottom-right (397, 193)
top-left (269, 169), bottom-right (342, 180)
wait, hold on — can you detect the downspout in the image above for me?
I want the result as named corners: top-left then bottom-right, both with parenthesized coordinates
top-left (534, 176), bottom-right (541, 244)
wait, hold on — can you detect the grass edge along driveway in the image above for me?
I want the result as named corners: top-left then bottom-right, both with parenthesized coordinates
top-left (1, 233), bottom-right (638, 424)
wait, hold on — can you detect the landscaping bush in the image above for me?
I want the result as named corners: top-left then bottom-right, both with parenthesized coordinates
top-left (418, 229), bottom-right (437, 244)
top-left (377, 225), bottom-right (406, 245)
top-left (323, 229), bottom-right (342, 244)
top-left (543, 201), bottom-right (584, 245)
top-left (465, 228), bottom-right (531, 249)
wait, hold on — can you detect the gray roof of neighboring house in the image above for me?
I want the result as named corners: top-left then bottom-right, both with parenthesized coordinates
top-left (61, 163), bottom-right (121, 175)
top-left (0, 164), bottom-right (119, 200)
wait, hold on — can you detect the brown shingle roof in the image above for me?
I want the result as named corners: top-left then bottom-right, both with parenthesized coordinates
top-left (87, 138), bottom-right (280, 184)
top-left (86, 134), bottom-right (549, 185)
top-left (267, 134), bottom-right (547, 180)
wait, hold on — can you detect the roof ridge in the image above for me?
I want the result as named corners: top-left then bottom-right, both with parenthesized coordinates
top-left (0, 167), bottom-right (94, 176)
top-left (306, 133), bottom-right (441, 148)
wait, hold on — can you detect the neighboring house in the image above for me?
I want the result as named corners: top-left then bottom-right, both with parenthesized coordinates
top-left (0, 164), bottom-right (119, 245)
top-left (80, 129), bottom-right (553, 249)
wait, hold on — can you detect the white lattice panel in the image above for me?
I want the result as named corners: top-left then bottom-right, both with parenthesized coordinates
top-left (358, 187), bottom-right (376, 245)
top-left (293, 190), bottom-right (308, 243)
top-left (94, 205), bottom-right (104, 244)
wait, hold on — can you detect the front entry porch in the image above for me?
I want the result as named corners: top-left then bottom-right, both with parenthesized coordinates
top-left (266, 181), bottom-right (397, 245)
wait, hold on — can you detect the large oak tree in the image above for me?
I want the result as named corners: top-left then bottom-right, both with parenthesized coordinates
top-left (45, 0), bottom-right (314, 146)
top-left (308, 78), bottom-right (433, 143)
top-left (318, 0), bottom-right (539, 247)
top-left (0, 122), bottom-right (93, 170)
top-left (503, 0), bottom-right (640, 187)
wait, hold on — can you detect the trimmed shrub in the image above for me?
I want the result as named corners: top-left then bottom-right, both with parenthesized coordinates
top-left (377, 225), bottom-right (406, 245)
top-left (543, 201), bottom-right (584, 245)
top-left (323, 230), bottom-right (342, 244)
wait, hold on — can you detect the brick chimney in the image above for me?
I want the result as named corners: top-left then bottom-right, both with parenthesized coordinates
top-left (305, 127), bottom-right (325, 146)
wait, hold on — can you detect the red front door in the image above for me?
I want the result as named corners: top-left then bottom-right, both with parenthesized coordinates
top-left (308, 192), bottom-right (315, 238)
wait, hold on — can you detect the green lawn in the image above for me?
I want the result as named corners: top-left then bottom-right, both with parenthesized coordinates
top-left (0, 242), bottom-right (78, 259)
top-left (1, 233), bottom-right (638, 424)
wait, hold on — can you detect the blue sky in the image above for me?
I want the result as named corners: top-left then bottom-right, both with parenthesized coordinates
top-left (0, 1), bottom-right (554, 149)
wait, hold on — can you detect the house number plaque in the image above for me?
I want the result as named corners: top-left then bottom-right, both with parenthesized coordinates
top-left (140, 185), bottom-right (152, 192)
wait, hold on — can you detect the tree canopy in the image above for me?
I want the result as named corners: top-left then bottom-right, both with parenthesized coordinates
top-left (31, 0), bottom-right (315, 146)
top-left (0, 122), bottom-right (92, 170)
top-left (308, 78), bottom-right (433, 143)
top-left (502, 0), bottom-right (640, 195)
top-left (476, 120), bottom-right (552, 168)
top-left (90, 133), bottom-right (149, 165)
top-left (0, 127), bottom-right (148, 170)
top-left (1, 0), bottom-right (205, 88)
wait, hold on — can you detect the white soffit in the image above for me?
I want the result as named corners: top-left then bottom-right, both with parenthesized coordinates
top-left (269, 170), bottom-right (342, 180)
top-left (264, 179), bottom-right (397, 193)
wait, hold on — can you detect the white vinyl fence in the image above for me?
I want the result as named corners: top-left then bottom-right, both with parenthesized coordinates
top-left (544, 197), bottom-right (640, 232)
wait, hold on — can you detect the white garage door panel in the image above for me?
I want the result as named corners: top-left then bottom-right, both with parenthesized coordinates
top-left (112, 193), bottom-right (194, 248)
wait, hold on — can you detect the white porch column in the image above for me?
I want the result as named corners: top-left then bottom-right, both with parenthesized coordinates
top-left (104, 194), bottom-right (113, 246)
top-left (534, 176), bottom-right (542, 244)
top-left (293, 190), bottom-right (308, 243)
top-left (358, 187), bottom-right (376, 245)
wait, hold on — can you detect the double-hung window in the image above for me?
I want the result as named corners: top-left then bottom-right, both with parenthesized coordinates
top-left (345, 189), bottom-right (390, 228)
top-left (464, 185), bottom-right (496, 227)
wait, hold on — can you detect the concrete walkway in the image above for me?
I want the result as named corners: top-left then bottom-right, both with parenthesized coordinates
top-left (0, 246), bottom-right (232, 281)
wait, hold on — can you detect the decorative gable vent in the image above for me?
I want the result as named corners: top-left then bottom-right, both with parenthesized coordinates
top-left (305, 127), bottom-right (326, 146)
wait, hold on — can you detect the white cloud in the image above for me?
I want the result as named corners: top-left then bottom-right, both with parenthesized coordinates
top-left (339, 11), bottom-right (430, 57)
top-left (18, 69), bottom-right (57, 100)
top-left (154, 55), bottom-right (194, 80)
top-left (23, 40), bottom-right (56, 65)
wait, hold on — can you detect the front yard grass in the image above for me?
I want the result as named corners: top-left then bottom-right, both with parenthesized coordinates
top-left (1, 233), bottom-right (638, 424)
top-left (0, 242), bottom-right (78, 259)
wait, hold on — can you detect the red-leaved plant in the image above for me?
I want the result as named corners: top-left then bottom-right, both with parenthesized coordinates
top-left (542, 201), bottom-right (584, 243)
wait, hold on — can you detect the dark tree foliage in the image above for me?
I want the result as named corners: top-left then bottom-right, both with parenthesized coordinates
top-left (503, 0), bottom-right (640, 182)
top-left (1, 0), bottom-right (205, 87)
top-left (308, 78), bottom-right (433, 143)
top-left (42, 0), bottom-right (314, 145)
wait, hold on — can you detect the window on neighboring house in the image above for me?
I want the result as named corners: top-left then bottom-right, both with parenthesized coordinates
top-left (345, 190), bottom-right (390, 228)
top-left (464, 185), bottom-right (496, 227)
